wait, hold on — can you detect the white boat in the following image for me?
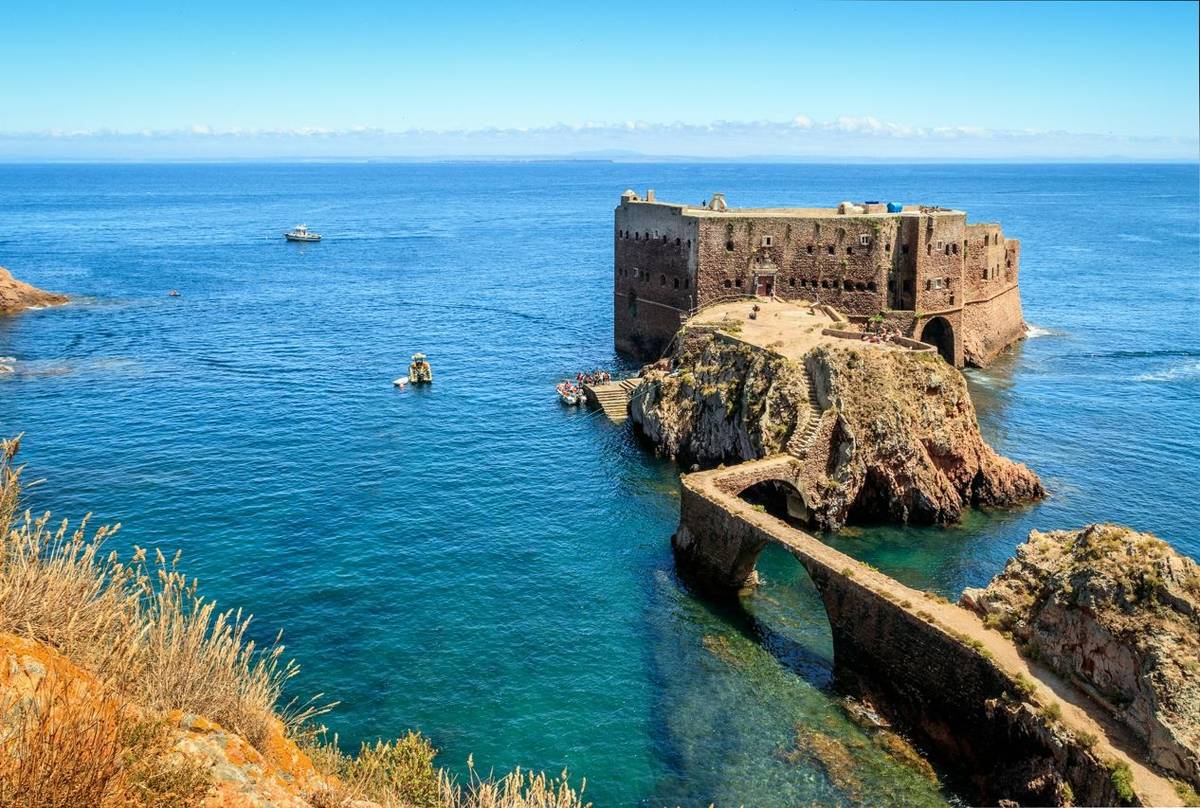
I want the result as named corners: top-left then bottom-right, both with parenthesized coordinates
top-left (556, 382), bottom-right (582, 406)
top-left (393, 377), bottom-right (408, 388)
top-left (284, 224), bottom-right (321, 242)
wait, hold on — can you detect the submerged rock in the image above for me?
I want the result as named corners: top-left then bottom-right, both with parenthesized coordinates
top-left (632, 326), bottom-right (1043, 528)
top-left (0, 265), bottom-right (67, 314)
top-left (962, 524), bottom-right (1200, 788)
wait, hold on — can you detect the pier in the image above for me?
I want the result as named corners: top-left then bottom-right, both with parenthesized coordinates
top-left (582, 378), bottom-right (643, 420)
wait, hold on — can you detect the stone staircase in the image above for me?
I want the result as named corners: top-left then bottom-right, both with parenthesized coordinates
top-left (584, 378), bottom-right (643, 420)
top-left (786, 367), bottom-right (825, 457)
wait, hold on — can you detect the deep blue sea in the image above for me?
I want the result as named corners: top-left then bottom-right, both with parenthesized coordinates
top-left (1, 163), bottom-right (1197, 806)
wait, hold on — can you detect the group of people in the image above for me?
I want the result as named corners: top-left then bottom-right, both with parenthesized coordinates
top-left (574, 369), bottom-right (612, 385)
top-left (861, 321), bottom-right (905, 345)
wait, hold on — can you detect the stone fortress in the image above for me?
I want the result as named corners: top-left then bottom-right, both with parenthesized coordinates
top-left (614, 190), bottom-right (1027, 367)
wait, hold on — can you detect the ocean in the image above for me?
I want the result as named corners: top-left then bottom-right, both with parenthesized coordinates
top-left (1, 162), bottom-right (1197, 806)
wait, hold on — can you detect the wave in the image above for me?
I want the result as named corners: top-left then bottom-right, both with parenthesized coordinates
top-left (1116, 233), bottom-right (1158, 243)
top-left (1134, 360), bottom-right (1200, 383)
top-left (1025, 324), bottom-right (1059, 338)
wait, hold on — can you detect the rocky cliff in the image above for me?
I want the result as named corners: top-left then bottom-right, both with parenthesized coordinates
top-left (0, 265), bottom-right (67, 314)
top-left (632, 326), bottom-right (1043, 529)
top-left (962, 524), bottom-right (1200, 790)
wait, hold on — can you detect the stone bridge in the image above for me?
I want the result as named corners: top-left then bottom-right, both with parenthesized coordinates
top-left (674, 457), bottom-right (1181, 806)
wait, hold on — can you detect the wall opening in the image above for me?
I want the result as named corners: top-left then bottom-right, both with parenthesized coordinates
top-left (736, 479), bottom-right (811, 528)
top-left (920, 317), bottom-right (955, 364)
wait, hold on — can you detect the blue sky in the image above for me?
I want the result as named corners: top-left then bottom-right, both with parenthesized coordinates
top-left (1, 0), bottom-right (1197, 159)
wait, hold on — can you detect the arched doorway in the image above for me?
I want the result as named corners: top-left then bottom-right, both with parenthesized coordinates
top-left (920, 317), bottom-right (955, 364)
top-left (736, 478), bottom-right (811, 527)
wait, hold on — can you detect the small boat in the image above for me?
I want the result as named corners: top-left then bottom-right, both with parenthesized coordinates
top-left (284, 224), bottom-right (321, 242)
top-left (167, 290), bottom-right (180, 297)
top-left (556, 381), bottom-right (582, 406)
top-left (409, 353), bottom-right (433, 384)
top-left (393, 377), bottom-right (408, 389)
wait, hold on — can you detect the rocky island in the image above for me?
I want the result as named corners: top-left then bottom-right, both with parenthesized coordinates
top-left (964, 524), bottom-right (1200, 792)
top-left (631, 299), bottom-right (1043, 530)
top-left (613, 193), bottom-right (1197, 806)
top-left (0, 265), bottom-right (67, 314)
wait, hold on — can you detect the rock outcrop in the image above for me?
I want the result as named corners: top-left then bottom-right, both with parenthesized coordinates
top-left (0, 632), bottom-right (358, 808)
top-left (0, 265), bottom-right (67, 314)
top-left (962, 525), bottom-right (1200, 789)
top-left (632, 326), bottom-right (1043, 529)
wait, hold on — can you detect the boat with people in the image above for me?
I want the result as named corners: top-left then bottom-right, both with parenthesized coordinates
top-left (409, 353), bottom-right (433, 384)
top-left (556, 380), bottom-right (582, 406)
top-left (284, 224), bottom-right (321, 242)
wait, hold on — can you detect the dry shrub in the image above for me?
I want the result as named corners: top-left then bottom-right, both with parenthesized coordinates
top-left (0, 676), bottom-right (124, 808)
top-left (303, 733), bottom-right (589, 808)
top-left (442, 761), bottom-right (589, 808)
top-left (0, 675), bottom-right (207, 808)
top-left (0, 435), bottom-right (329, 749)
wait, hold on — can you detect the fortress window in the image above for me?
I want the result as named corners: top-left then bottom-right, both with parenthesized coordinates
top-left (673, 278), bottom-right (679, 289)
top-left (1006, 259), bottom-right (1012, 268)
top-left (762, 235), bottom-right (774, 247)
top-left (936, 240), bottom-right (944, 250)
top-left (821, 280), bottom-right (830, 289)
top-left (634, 232), bottom-right (639, 241)
top-left (660, 274), bottom-right (666, 286)
top-left (859, 234), bottom-right (871, 246)
top-left (735, 278), bottom-right (743, 288)
top-left (675, 237), bottom-right (681, 246)
top-left (901, 244), bottom-right (909, 255)
top-left (846, 246), bottom-right (854, 255)
top-left (885, 242), bottom-right (891, 252)
top-left (948, 294), bottom-right (955, 304)
top-left (944, 244), bottom-right (951, 256)
top-left (952, 244), bottom-right (958, 255)
top-left (789, 278), bottom-right (795, 287)
top-left (726, 240), bottom-right (735, 251)
top-left (826, 245), bottom-right (835, 255)
top-left (724, 279), bottom-right (732, 289)
top-left (867, 281), bottom-right (877, 292)
top-left (806, 244), bottom-right (814, 254)
top-left (843, 280), bottom-right (853, 291)
top-left (856, 282), bottom-right (866, 291)
top-left (684, 278), bottom-right (690, 289)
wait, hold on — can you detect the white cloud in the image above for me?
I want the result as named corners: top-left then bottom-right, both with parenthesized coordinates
top-left (0, 115), bottom-right (1195, 160)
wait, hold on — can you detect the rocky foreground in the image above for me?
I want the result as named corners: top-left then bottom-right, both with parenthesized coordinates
top-left (632, 325), bottom-right (1043, 528)
top-left (0, 265), bottom-right (67, 314)
top-left (963, 524), bottom-right (1200, 791)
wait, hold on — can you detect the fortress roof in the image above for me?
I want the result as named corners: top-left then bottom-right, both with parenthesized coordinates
top-left (619, 192), bottom-right (965, 219)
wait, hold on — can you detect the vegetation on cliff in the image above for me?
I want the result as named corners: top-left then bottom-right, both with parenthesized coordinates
top-left (632, 326), bottom-right (1043, 528)
top-left (962, 524), bottom-right (1200, 790)
top-left (0, 436), bottom-right (588, 808)
top-left (0, 266), bottom-right (67, 315)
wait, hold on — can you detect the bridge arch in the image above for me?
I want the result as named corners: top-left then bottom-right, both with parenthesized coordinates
top-left (920, 316), bottom-right (955, 364)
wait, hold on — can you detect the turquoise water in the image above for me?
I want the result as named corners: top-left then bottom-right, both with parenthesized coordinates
top-left (1, 163), bottom-right (1197, 806)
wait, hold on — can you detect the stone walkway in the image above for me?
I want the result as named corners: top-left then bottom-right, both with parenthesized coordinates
top-left (688, 459), bottom-right (1182, 807)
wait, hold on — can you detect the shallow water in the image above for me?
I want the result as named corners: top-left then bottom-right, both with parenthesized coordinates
top-left (1, 162), bottom-right (1197, 806)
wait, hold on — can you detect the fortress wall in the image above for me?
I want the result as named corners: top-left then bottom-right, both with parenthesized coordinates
top-left (696, 216), bottom-right (889, 316)
top-left (914, 213), bottom-right (967, 314)
top-left (614, 202), bottom-right (699, 360)
top-left (960, 285), bottom-right (1026, 367)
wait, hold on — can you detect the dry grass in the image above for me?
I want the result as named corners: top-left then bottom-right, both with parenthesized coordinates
top-left (303, 732), bottom-right (590, 808)
top-left (0, 675), bottom-right (208, 808)
top-left (0, 435), bottom-right (328, 749)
